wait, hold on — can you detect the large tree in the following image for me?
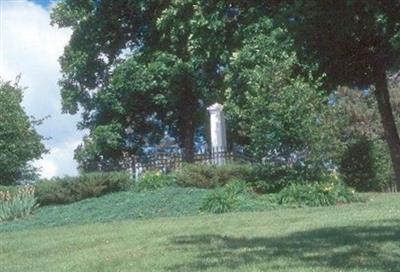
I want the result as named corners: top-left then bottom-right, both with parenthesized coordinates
top-left (225, 19), bottom-right (336, 180)
top-left (51, 0), bottom-right (272, 168)
top-left (280, 1), bottom-right (400, 190)
top-left (0, 79), bottom-right (46, 185)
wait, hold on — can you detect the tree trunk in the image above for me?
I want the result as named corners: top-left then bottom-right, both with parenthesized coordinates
top-left (178, 84), bottom-right (196, 163)
top-left (374, 67), bottom-right (400, 192)
top-left (181, 118), bottom-right (195, 163)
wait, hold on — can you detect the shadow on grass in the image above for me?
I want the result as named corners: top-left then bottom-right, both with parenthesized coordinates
top-left (168, 220), bottom-right (400, 271)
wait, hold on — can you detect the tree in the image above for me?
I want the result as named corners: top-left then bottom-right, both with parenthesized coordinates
top-left (51, 1), bottom-right (275, 168)
top-left (331, 85), bottom-right (400, 191)
top-left (280, 1), bottom-right (400, 190)
top-left (0, 79), bottom-right (46, 185)
top-left (225, 19), bottom-right (335, 180)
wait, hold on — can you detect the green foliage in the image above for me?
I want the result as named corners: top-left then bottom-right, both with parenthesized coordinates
top-left (135, 171), bottom-right (174, 192)
top-left (247, 164), bottom-right (302, 194)
top-left (175, 163), bottom-right (253, 189)
top-left (332, 87), bottom-right (395, 191)
top-left (340, 136), bottom-right (391, 192)
top-left (50, 0), bottom-right (278, 167)
top-left (281, 1), bottom-right (400, 188)
top-left (201, 180), bottom-right (250, 214)
top-left (281, 1), bottom-right (400, 87)
top-left (0, 186), bottom-right (38, 222)
top-left (0, 79), bottom-right (46, 185)
top-left (0, 187), bottom-right (211, 232)
top-left (74, 123), bottom-right (127, 172)
top-left (175, 163), bottom-right (303, 193)
top-left (201, 188), bottom-right (237, 214)
top-left (225, 19), bottom-right (335, 181)
top-left (35, 172), bottom-right (132, 205)
top-left (278, 177), bottom-right (359, 207)
top-left (0, 185), bottom-right (18, 195)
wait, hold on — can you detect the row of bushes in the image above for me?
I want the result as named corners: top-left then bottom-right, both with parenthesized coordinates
top-left (174, 163), bottom-right (298, 193)
top-left (137, 164), bottom-right (362, 213)
top-left (200, 177), bottom-right (360, 213)
top-left (0, 172), bottom-right (133, 222)
top-left (0, 163), bottom-right (363, 221)
top-left (35, 171), bottom-right (132, 205)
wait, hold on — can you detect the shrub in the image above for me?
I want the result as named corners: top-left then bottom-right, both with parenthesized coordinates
top-left (174, 163), bottom-right (302, 194)
top-left (135, 171), bottom-right (174, 192)
top-left (35, 171), bottom-right (132, 205)
top-left (201, 180), bottom-right (250, 213)
top-left (0, 186), bottom-right (38, 222)
top-left (175, 163), bottom-right (253, 188)
top-left (340, 136), bottom-right (391, 192)
top-left (247, 164), bottom-right (301, 193)
top-left (278, 175), bottom-right (359, 207)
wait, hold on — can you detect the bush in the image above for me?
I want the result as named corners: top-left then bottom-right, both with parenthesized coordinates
top-left (174, 163), bottom-right (302, 194)
top-left (278, 175), bottom-right (359, 207)
top-left (340, 136), bottom-right (391, 191)
top-left (201, 180), bottom-right (250, 213)
top-left (175, 163), bottom-right (253, 189)
top-left (0, 186), bottom-right (38, 222)
top-left (35, 171), bottom-right (132, 205)
top-left (246, 164), bottom-right (302, 193)
top-left (135, 171), bottom-right (174, 192)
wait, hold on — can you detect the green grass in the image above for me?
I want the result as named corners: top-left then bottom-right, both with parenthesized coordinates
top-left (1, 190), bottom-right (399, 271)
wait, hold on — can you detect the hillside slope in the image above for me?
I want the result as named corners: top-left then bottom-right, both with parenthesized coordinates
top-left (1, 193), bottom-right (399, 272)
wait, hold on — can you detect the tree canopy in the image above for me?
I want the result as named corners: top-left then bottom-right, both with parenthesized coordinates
top-left (0, 79), bottom-right (46, 185)
top-left (225, 19), bottom-right (334, 180)
top-left (51, 0), bottom-right (277, 169)
top-left (52, 0), bottom-right (400, 190)
top-left (279, 0), bottom-right (400, 189)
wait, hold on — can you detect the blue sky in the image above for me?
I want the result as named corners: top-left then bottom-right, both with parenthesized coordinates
top-left (0, 0), bottom-right (84, 177)
top-left (30, 0), bottom-right (54, 7)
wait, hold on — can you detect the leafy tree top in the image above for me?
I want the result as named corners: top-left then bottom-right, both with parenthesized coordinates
top-left (0, 79), bottom-right (46, 185)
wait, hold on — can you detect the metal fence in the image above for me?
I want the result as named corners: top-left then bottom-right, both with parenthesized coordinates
top-left (133, 147), bottom-right (259, 179)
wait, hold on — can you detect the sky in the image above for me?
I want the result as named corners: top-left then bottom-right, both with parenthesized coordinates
top-left (0, 0), bottom-right (85, 178)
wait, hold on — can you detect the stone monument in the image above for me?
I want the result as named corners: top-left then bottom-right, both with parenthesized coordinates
top-left (207, 103), bottom-right (227, 165)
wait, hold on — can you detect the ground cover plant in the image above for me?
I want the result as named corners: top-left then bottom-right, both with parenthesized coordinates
top-left (1, 193), bottom-right (398, 272)
top-left (0, 185), bottom-right (276, 232)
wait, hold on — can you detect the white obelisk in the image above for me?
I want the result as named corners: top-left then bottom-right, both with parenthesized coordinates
top-left (207, 103), bottom-right (227, 165)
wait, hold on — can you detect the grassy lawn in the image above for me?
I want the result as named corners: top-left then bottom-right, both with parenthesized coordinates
top-left (1, 192), bottom-right (399, 271)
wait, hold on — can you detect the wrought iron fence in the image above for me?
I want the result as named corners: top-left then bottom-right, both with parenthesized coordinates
top-left (132, 147), bottom-right (259, 179)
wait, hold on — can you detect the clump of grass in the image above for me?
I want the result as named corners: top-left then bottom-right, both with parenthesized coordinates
top-left (278, 176), bottom-right (361, 207)
top-left (201, 180), bottom-right (251, 213)
top-left (0, 186), bottom-right (38, 222)
top-left (135, 171), bottom-right (174, 192)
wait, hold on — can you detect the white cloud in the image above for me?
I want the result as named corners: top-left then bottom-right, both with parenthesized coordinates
top-left (0, 0), bottom-right (85, 178)
top-left (34, 139), bottom-right (82, 178)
